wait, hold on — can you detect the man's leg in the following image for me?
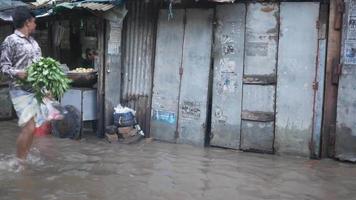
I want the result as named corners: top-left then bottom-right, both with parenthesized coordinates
top-left (16, 118), bottom-right (36, 160)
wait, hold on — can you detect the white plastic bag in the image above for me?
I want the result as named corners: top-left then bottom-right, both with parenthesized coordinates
top-left (114, 104), bottom-right (136, 116)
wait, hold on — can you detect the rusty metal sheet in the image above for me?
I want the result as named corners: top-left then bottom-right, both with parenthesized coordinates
top-left (150, 9), bottom-right (185, 142)
top-left (177, 9), bottom-right (214, 146)
top-left (210, 4), bottom-right (246, 149)
top-left (241, 121), bottom-right (274, 153)
top-left (121, 0), bottom-right (158, 136)
top-left (275, 2), bottom-right (320, 156)
top-left (243, 74), bottom-right (276, 85)
top-left (335, 0), bottom-right (356, 162)
top-left (244, 3), bottom-right (279, 76)
top-left (241, 111), bottom-right (274, 122)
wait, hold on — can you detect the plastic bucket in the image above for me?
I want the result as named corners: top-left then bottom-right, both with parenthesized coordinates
top-left (114, 112), bottom-right (135, 127)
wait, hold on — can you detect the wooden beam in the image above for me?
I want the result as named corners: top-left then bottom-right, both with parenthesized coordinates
top-left (322, 0), bottom-right (342, 158)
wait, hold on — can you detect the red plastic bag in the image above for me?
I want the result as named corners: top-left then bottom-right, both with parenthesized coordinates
top-left (34, 122), bottom-right (52, 137)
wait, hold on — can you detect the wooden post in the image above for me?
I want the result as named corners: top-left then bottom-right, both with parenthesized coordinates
top-left (322, 0), bottom-right (343, 158)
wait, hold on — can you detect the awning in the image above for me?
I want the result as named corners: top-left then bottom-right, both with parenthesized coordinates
top-left (0, 0), bottom-right (28, 11)
top-left (0, 0), bottom-right (28, 21)
top-left (0, 0), bottom-right (125, 21)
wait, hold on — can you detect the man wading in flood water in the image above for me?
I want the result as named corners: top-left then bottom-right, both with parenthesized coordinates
top-left (0, 7), bottom-right (47, 160)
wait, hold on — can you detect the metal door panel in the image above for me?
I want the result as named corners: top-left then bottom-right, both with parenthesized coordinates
top-left (177, 9), bottom-right (213, 146)
top-left (151, 9), bottom-right (185, 142)
top-left (240, 3), bottom-right (278, 152)
top-left (245, 3), bottom-right (279, 76)
top-left (312, 39), bottom-right (326, 158)
top-left (241, 85), bottom-right (275, 152)
top-left (83, 89), bottom-right (97, 121)
top-left (242, 85), bottom-right (275, 113)
top-left (275, 2), bottom-right (320, 156)
top-left (241, 121), bottom-right (274, 153)
top-left (210, 4), bottom-right (246, 149)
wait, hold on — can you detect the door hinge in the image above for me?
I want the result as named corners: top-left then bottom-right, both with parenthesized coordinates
top-left (313, 81), bottom-right (319, 90)
top-left (179, 67), bottom-right (184, 75)
top-left (316, 20), bottom-right (320, 29)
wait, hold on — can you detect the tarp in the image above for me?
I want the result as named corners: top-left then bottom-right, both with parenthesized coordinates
top-left (0, 0), bottom-right (126, 21)
top-left (0, 0), bottom-right (28, 11)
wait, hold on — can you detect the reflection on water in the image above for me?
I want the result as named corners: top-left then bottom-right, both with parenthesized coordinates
top-left (0, 121), bottom-right (356, 200)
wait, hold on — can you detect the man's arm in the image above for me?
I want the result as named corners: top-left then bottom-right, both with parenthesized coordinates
top-left (0, 38), bottom-right (15, 78)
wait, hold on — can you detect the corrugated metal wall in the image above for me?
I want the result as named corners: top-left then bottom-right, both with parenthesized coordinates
top-left (121, 0), bottom-right (159, 136)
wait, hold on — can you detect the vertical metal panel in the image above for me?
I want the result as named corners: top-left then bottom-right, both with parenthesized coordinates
top-left (311, 39), bottom-right (326, 158)
top-left (105, 21), bottom-right (122, 126)
top-left (244, 3), bottom-right (279, 76)
top-left (177, 9), bottom-right (213, 146)
top-left (275, 2), bottom-right (320, 156)
top-left (96, 19), bottom-right (105, 137)
top-left (241, 121), bottom-right (274, 153)
top-left (242, 85), bottom-right (275, 113)
top-left (150, 9), bottom-right (185, 142)
top-left (83, 89), bottom-right (97, 121)
top-left (335, 0), bottom-right (356, 162)
top-left (210, 4), bottom-right (246, 149)
top-left (240, 3), bottom-right (278, 153)
top-left (122, 0), bottom-right (158, 135)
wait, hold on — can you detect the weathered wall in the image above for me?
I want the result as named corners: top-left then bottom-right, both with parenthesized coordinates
top-left (335, 0), bottom-right (356, 162)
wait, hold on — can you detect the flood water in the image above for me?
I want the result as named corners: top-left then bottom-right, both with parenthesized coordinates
top-left (0, 120), bottom-right (356, 200)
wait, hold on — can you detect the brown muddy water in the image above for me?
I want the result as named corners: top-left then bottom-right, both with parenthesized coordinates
top-left (0, 120), bottom-right (356, 200)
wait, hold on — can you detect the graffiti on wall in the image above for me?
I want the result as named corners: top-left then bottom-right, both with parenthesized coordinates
top-left (152, 110), bottom-right (176, 124)
top-left (181, 101), bottom-right (201, 119)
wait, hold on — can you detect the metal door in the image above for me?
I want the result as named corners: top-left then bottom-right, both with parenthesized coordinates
top-left (240, 3), bottom-right (279, 153)
top-left (275, 2), bottom-right (320, 156)
top-left (151, 9), bottom-right (213, 145)
top-left (151, 9), bottom-right (185, 142)
top-left (177, 9), bottom-right (213, 146)
top-left (210, 4), bottom-right (246, 149)
top-left (335, 0), bottom-right (356, 162)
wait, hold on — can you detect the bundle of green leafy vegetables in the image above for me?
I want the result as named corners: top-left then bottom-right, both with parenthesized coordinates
top-left (22, 57), bottom-right (71, 103)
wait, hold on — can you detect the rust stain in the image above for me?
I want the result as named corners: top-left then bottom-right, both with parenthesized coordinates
top-left (268, 35), bottom-right (278, 41)
top-left (261, 6), bottom-right (274, 13)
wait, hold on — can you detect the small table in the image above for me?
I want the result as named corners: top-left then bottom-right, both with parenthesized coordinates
top-left (61, 88), bottom-right (97, 137)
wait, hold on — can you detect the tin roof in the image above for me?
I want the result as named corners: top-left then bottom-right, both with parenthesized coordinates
top-left (0, 0), bottom-right (28, 11)
top-left (0, 0), bottom-right (124, 21)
